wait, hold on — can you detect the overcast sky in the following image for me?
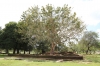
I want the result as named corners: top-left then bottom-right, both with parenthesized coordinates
top-left (0, 0), bottom-right (100, 36)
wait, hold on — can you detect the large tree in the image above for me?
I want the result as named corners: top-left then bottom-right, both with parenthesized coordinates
top-left (79, 31), bottom-right (99, 54)
top-left (20, 4), bottom-right (85, 54)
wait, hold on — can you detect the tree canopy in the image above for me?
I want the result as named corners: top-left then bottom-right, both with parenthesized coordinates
top-left (20, 4), bottom-right (85, 54)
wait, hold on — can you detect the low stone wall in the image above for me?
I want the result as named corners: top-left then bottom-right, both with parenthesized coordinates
top-left (8, 54), bottom-right (83, 60)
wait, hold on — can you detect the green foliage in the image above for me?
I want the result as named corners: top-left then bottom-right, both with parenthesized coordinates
top-left (68, 43), bottom-right (78, 52)
top-left (33, 40), bottom-right (50, 54)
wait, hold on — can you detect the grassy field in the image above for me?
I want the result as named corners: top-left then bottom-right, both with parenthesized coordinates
top-left (0, 54), bottom-right (100, 66)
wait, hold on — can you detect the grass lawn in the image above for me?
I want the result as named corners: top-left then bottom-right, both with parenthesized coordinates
top-left (0, 54), bottom-right (100, 66)
top-left (0, 60), bottom-right (100, 66)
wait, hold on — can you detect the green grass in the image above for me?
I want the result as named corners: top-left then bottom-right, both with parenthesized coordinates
top-left (0, 54), bottom-right (100, 66)
top-left (84, 54), bottom-right (100, 63)
top-left (0, 60), bottom-right (100, 66)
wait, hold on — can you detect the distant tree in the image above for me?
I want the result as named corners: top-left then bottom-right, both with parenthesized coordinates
top-left (79, 31), bottom-right (99, 54)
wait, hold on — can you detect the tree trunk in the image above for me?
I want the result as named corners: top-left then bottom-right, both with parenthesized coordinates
top-left (41, 49), bottom-right (45, 54)
top-left (13, 48), bottom-right (16, 54)
top-left (93, 50), bottom-right (95, 54)
top-left (24, 50), bottom-right (25, 54)
top-left (29, 50), bottom-right (30, 54)
top-left (5, 49), bottom-right (9, 54)
top-left (86, 50), bottom-right (88, 54)
top-left (13, 44), bottom-right (17, 54)
top-left (16, 43), bottom-right (20, 54)
top-left (17, 48), bottom-right (19, 54)
top-left (86, 46), bottom-right (90, 54)
top-left (90, 50), bottom-right (91, 54)
top-left (50, 42), bottom-right (55, 55)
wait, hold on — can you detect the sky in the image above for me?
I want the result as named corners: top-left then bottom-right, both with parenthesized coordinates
top-left (0, 0), bottom-right (100, 36)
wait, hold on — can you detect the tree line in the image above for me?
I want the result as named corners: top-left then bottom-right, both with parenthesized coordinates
top-left (0, 4), bottom-right (99, 54)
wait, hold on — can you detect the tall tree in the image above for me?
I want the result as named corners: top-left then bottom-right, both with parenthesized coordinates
top-left (20, 4), bottom-right (85, 54)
